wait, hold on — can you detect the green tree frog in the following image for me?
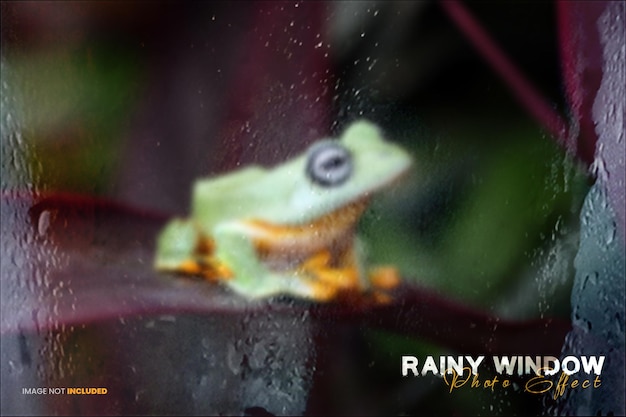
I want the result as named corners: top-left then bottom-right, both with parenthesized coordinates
top-left (154, 120), bottom-right (412, 302)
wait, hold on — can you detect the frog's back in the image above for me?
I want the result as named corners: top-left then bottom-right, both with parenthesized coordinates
top-left (190, 166), bottom-right (272, 229)
top-left (194, 166), bottom-right (265, 195)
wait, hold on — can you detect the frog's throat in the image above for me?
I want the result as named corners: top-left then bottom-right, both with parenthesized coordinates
top-left (243, 198), bottom-right (370, 255)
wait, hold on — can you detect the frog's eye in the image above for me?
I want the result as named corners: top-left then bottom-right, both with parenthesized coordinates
top-left (306, 141), bottom-right (353, 187)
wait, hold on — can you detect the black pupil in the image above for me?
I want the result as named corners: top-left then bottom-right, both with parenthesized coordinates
top-left (323, 155), bottom-right (346, 170)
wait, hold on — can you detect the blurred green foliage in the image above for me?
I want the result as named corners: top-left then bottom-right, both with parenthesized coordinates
top-left (6, 44), bottom-right (141, 194)
top-left (363, 118), bottom-right (588, 310)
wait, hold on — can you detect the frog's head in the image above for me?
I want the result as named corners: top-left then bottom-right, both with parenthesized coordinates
top-left (287, 120), bottom-right (412, 221)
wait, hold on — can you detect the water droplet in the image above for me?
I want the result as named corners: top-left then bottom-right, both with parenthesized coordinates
top-left (227, 343), bottom-right (241, 375)
top-left (36, 210), bottom-right (52, 237)
top-left (606, 222), bottom-right (616, 245)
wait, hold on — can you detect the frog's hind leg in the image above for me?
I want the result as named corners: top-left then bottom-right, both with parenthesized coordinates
top-left (154, 219), bottom-right (227, 280)
top-left (299, 242), bottom-right (402, 303)
top-left (299, 249), bottom-right (361, 292)
top-left (154, 218), bottom-right (203, 274)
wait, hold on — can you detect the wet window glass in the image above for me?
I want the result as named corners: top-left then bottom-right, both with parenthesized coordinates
top-left (1, 2), bottom-right (623, 415)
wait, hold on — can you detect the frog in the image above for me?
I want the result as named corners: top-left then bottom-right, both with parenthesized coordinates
top-left (154, 120), bottom-right (412, 302)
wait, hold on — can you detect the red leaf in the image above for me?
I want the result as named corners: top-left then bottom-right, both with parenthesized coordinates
top-left (1, 192), bottom-right (570, 355)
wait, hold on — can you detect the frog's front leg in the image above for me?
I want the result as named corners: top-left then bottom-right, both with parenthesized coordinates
top-left (213, 222), bottom-right (326, 299)
top-left (298, 249), bottom-right (363, 292)
top-left (299, 241), bottom-right (402, 303)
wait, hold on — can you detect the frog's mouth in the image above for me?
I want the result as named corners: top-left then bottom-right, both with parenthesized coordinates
top-left (243, 198), bottom-right (370, 266)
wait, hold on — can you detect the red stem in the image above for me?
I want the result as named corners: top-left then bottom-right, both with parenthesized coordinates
top-left (440, 0), bottom-right (570, 147)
